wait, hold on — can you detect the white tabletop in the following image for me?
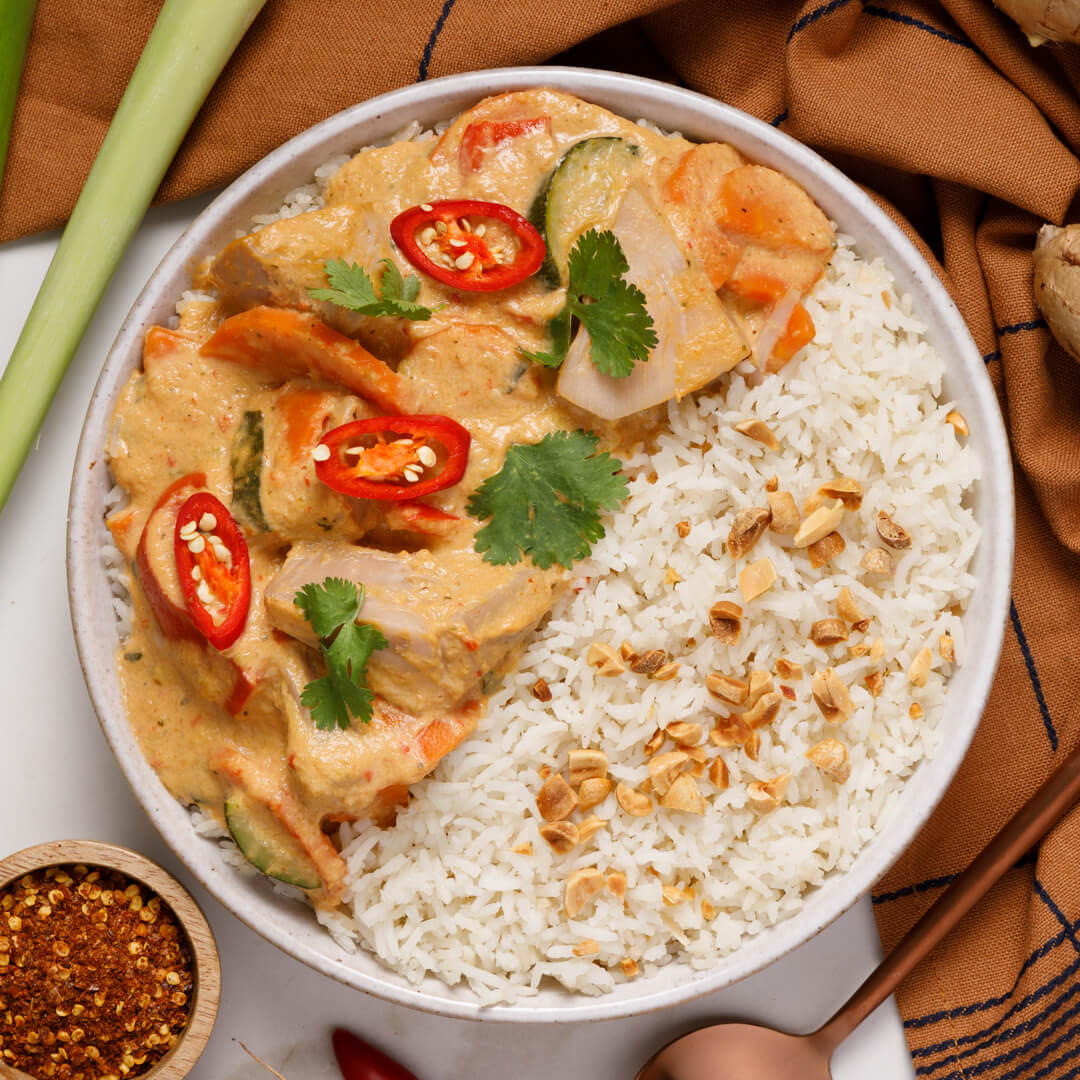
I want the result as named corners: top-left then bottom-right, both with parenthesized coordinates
top-left (0, 196), bottom-right (916, 1080)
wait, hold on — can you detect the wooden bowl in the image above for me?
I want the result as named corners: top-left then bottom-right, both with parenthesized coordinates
top-left (0, 839), bottom-right (220, 1080)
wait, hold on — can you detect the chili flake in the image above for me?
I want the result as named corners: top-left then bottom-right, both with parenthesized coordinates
top-left (0, 864), bottom-right (193, 1079)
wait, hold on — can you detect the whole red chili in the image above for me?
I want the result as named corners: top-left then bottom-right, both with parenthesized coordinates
top-left (389, 199), bottom-right (545, 292)
top-left (314, 415), bottom-right (471, 502)
top-left (173, 492), bottom-right (252, 650)
top-left (333, 1028), bottom-right (420, 1080)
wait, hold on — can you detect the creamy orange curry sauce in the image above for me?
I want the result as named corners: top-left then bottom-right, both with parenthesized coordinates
top-left (106, 89), bottom-right (834, 905)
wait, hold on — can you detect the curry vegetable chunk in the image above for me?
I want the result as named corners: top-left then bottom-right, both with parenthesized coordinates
top-left (108, 88), bottom-right (834, 902)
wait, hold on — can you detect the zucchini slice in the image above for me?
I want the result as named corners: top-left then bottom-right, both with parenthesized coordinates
top-left (530, 137), bottom-right (640, 286)
top-left (225, 790), bottom-right (322, 890)
top-left (230, 409), bottom-right (267, 532)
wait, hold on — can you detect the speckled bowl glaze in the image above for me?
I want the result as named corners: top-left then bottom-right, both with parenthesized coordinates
top-left (67, 68), bottom-right (1013, 1022)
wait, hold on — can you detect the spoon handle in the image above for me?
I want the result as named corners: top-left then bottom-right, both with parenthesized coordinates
top-left (814, 740), bottom-right (1080, 1053)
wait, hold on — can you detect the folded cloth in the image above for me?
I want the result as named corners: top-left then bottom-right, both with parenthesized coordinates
top-left (4, 1), bottom-right (1080, 1072)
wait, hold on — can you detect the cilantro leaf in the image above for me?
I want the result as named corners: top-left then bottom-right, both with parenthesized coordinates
top-left (308, 258), bottom-right (435, 321)
top-left (293, 578), bottom-right (388, 729)
top-left (467, 430), bottom-right (629, 570)
top-left (520, 229), bottom-right (656, 378)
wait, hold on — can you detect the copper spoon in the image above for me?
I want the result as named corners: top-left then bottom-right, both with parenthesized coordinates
top-left (636, 742), bottom-right (1080, 1080)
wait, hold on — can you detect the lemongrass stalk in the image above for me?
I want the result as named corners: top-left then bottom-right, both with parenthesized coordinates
top-left (0, 0), bottom-right (267, 514)
top-left (0, 0), bottom-right (37, 194)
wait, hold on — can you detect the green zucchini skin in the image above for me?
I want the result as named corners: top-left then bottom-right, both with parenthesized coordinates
top-left (230, 409), bottom-right (268, 532)
top-left (224, 792), bottom-right (322, 890)
top-left (529, 137), bottom-right (640, 288)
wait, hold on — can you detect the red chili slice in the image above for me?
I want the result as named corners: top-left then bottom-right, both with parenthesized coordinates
top-left (314, 415), bottom-right (470, 502)
top-left (459, 116), bottom-right (551, 174)
top-left (389, 199), bottom-right (545, 292)
top-left (173, 492), bottom-right (252, 651)
top-left (332, 1028), bottom-right (420, 1080)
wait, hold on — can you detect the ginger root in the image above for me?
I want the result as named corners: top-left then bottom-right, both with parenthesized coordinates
top-left (1034, 224), bottom-right (1080, 363)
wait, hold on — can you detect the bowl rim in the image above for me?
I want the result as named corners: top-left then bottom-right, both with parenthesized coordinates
top-left (67, 66), bottom-right (1014, 1022)
top-left (0, 839), bottom-right (220, 1077)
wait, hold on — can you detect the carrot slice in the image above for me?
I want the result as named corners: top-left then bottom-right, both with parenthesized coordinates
top-left (201, 306), bottom-right (411, 413)
top-left (768, 303), bottom-right (816, 372)
top-left (276, 387), bottom-right (337, 462)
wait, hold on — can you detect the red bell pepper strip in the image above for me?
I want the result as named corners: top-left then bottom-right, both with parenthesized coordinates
top-left (332, 1028), bottom-right (420, 1080)
top-left (389, 200), bottom-right (545, 292)
top-left (314, 415), bottom-right (470, 502)
top-left (173, 492), bottom-right (251, 650)
top-left (459, 116), bottom-right (551, 174)
top-left (136, 472), bottom-right (207, 645)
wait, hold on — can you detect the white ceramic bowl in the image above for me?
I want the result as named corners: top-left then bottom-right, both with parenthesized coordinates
top-left (67, 67), bottom-right (1013, 1022)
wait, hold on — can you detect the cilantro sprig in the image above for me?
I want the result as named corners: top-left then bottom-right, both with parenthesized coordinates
top-left (294, 578), bottom-right (388, 731)
top-left (467, 430), bottom-right (629, 570)
top-left (308, 258), bottom-right (437, 321)
top-left (522, 229), bottom-right (656, 378)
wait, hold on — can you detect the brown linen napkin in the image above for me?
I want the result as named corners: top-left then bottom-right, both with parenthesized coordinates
top-left (5, 2), bottom-right (1080, 1073)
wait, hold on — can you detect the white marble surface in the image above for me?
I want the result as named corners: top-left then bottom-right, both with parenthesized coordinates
top-left (0, 196), bottom-right (916, 1080)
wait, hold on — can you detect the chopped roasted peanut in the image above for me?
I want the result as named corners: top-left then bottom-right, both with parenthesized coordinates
top-left (631, 649), bottom-right (668, 676)
top-left (811, 618), bottom-right (849, 647)
top-left (666, 721), bottom-right (703, 746)
top-left (794, 500), bottom-right (845, 547)
top-left (573, 939), bottom-right (600, 957)
top-left (676, 520), bottom-right (691, 539)
top-left (726, 507), bottom-right (772, 560)
top-left (939, 633), bottom-right (956, 663)
top-left (709, 600), bottom-right (743, 644)
top-left (607, 870), bottom-right (627, 899)
top-left (734, 418), bottom-right (779, 450)
top-left (662, 884), bottom-right (685, 906)
top-left (775, 658), bottom-right (803, 680)
top-left (864, 670), bottom-right (885, 697)
top-left (875, 509), bottom-right (911, 550)
top-left (568, 748), bottom-right (608, 787)
top-left (747, 669), bottom-right (774, 706)
top-left (619, 640), bottom-right (637, 662)
top-left (946, 409), bottom-right (969, 437)
top-left (537, 774), bottom-right (578, 821)
top-left (747, 773), bottom-right (791, 812)
top-left (811, 668), bottom-right (854, 722)
top-left (849, 643), bottom-right (869, 658)
top-left (564, 868), bottom-right (606, 918)
top-left (649, 751), bottom-right (689, 797)
top-left (578, 777), bottom-right (613, 810)
top-left (708, 758), bottom-right (730, 789)
top-left (908, 647), bottom-right (933, 687)
top-left (816, 477), bottom-right (863, 510)
top-left (836, 586), bottom-right (865, 625)
top-left (909, 703), bottom-right (924, 719)
top-left (743, 691), bottom-right (783, 729)
top-left (710, 714), bottom-right (753, 747)
top-left (701, 900), bottom-right (717, 920)
top-left (659, 773), bottom-right (706, 813)
top-left (586, 641), bottom-right (625, 675)
top-left (665, 567), bottom-right (681, 585)
top-left (739, 558), bottom-right (777, 601)
top-left (620, 957), bottom-right (640, 977)
top-left (706, 673), bottom-right (749, 705)
top-left (869, 637), bottom-right (885, 662)
top-left (531, 677), bottom-right (553, 703)
top-left (643, 728), bottom-right (666, 756)
top-left (780, 684), bottom-right (796, 701)
top-left (512, 842), bottom-right (533, 855)
top-left (539, 820), bottom-right (579, 854)
top-left (683, 745), bottom-right (708, 763)
top-left (539, 765), bottom-right (552, 780)
top-left (615, 783), bottom-right (653, 817)
top-left (689, 760), bottom-right (706, 778)
top-left (808, 530), bottom-right (846, 569)
top-left (852, 618), bottom-right (870, 634)
top-left (765, 474), bottom-right (779, 493)
top-left (653, 661), bottom-right (680, 681)
top-left (744, 729), bottom-right (761, 761)
top-left (806, 738), bottom-right (850, 782)
top-left (766, 490), bottom-right (801, 535)
top-left (803, 490), bottom-right (826, 515)
top-left (578, 816), bottom-right (608, 843)
top-left (860, 547), bottom-right (894, 576)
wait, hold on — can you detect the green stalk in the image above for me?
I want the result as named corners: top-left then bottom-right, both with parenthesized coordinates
top-left (0, 0), bottom-right (267, 514)
top-left (0, 0), bottom-right (37, 194)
